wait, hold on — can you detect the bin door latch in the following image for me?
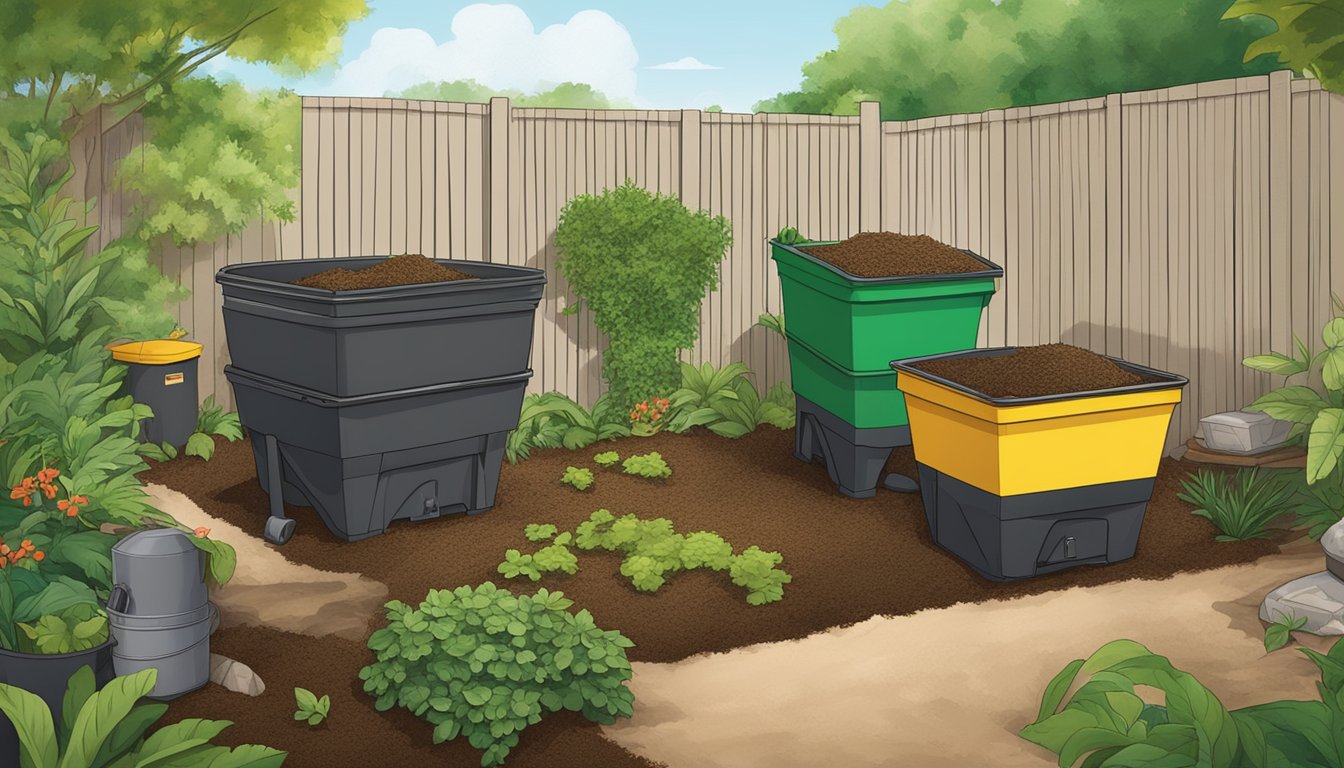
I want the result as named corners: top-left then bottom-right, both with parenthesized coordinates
top-left (1063, 536), bottom-right (1076, 560)
top-left (421, 496), bottom-right (439, 519)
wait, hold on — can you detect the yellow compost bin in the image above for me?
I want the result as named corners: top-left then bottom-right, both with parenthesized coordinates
top-left (108, 339), bottom-right (204, 449)
top-left (891, 348), bottom-right (1187, 581)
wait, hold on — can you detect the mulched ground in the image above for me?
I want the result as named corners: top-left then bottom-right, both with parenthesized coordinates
top-left (908, 343), bottom-right (1153, 398)
top-left (291, 254), bottom-right (476, 290)
top-left (800, 232), bottom-right (989, 277)
top-left (140, 427), bottom-right (1276, 767)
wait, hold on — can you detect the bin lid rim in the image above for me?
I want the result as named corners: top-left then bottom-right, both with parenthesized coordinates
top-left (112, 528), bottom-right (202, 558)
top-left (890, 346), bottom-right (1189, 405)
top-left (216, 257), bottom-right (546, 301)
top-left (108, 339), bottom-right (203, 365)
top-left (769, 238), bottom-right (1005, 284)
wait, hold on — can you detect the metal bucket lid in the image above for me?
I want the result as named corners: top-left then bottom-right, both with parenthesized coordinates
top-left (112, 528), bottom-right (199, 558)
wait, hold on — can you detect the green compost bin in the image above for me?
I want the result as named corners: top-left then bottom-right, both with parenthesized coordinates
top-left (770, 237), bottom-right (1002, 497)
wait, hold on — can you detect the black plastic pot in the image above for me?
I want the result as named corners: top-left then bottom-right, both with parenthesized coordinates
top-left (216, 258), bottom-right (545, 398)
top-left (226, 366), bottom-right (531, 543)
top-left (0, 640), bottom-right (115, 761)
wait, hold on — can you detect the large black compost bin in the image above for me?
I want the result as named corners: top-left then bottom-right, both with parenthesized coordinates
top-left (217, 257), bottom-right (545, 397)
top-left (216, 257), bottom-right (545, 544)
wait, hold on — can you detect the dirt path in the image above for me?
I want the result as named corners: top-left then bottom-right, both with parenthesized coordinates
top-left (603, 537), bottom-right (1335, 768)
top-left (142, 484), bottom-right (387, 641)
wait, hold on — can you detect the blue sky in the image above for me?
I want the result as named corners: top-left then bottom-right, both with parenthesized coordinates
top-left (207, 1), bottom-right (878, 112)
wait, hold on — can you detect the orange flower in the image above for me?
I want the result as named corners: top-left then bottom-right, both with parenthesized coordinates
top-left (9, 549), bottom-right (25, 562)
top-left (9, 485), bottom-right (29, 500)
top-left (21, 496), bottom-right (31, 507)
top-left (0, 558), bottom-right (6, 569)
top-left (72, 495), bottom-right (88, 505)
top-left (0, 543), bottom-right (9, 555)
top-left (36, 468), bottom-right (58, 483)
top-left (58, 498), bottom-right (80, 517)
top-left (32, 551), bottom-right (44, 562)
top-left (40, 483), bottom-right (56, 499)
top-left (20, 540), bottom-right (32, 551)
top-left (637, 402), bottom-right (649, 413)
top-left (650, 411), bottom-right (661, 421)
top-left (193, 526), bottom-right (210, 538)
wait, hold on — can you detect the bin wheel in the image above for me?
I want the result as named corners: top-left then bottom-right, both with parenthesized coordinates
top-left (264, 516), bottom-right (296, 545)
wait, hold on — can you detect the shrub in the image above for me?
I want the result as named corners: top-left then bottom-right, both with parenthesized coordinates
top-left (1241, 294), bottom-right (1344, 484)
top-left (1176, 467), bottom-right (1296, 541)
top-left (622, 452), bottom-right (671, 479)
top-left (628, 397), bottom-right (670, 436)
top-left (506, 392), bottom-right (629, 463)
top-left (294, 686), bottom-right (331, 726)
top-left (1021, 637), bottom-right (1344, 768)
top-left (555, 180), bottom-right (733, 411)
top-left (508, 509), bottom-right (792, 605)
top-left (593, 451), bottom-right (620, 468)
top-left (560, 466), bottom-right (594, 491)
top-left (664, 362), bottom-right (793, 436)
top-left (359, 583), bottom-right (635, 768)
top-left (0, 665), bottom-right (285, 767)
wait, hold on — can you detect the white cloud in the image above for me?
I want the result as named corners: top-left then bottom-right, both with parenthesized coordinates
top-left (648, 56), bottom-right (722, 71)
top-left (319, 4), bottom-right (639, 99)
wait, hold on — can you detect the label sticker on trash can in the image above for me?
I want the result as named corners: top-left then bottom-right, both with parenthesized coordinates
top-left (164, 372), bottom-right (185, 386)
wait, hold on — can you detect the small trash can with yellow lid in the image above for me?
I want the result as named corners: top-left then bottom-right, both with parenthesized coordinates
top-left (108, 339), bottom-right (204, 448)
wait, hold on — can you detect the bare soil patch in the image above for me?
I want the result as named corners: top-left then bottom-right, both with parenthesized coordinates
top-left (291, 254), bottom-right (476, 290)
top-left (800, 232), bottom-right (987, 277)
top-left (911, 343), bottom-right (1154, 398)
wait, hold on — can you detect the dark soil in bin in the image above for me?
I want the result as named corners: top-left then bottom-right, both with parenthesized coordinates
top-left (910, 343), bottom-right (1158, 398)
top-left (800, 231), bottom-right (988, 277)
top-left (141, 428), bottom-right (1275, 767)
top-left (291, 254), bottom-right (477, 290)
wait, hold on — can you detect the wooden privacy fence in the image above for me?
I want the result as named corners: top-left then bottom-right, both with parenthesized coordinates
top-left (80, 71), bottom-right (1344, 454)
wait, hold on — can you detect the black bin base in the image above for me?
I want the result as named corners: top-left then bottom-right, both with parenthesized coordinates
top-left (793, 395), bottom-right (911, 498)
top-left (916, 463), bottom-right (1154, 581)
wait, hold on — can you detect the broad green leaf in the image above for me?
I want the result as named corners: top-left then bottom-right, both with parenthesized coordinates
top-left (1306, 408), bottom-right (1344, 484)
top-left (1325, 318), bottom-right (1344, 349)
top-left (89, 702), bottom-right (168, 767)
top-left (294, 687), bottom-right (318, 712)
top-left (0, 680), bottom-right (59, 768)
top-left (183, 432), bottom-right (215, 461)
top-left (58, 668), bottom-right (157, 768)
top-left (60, 666), bottom-right (96, 752)
top-left (1323, 348), bottom-right (1344, 393)
top-left (1242, 353), bottom-right (1307, 377)
top-left (201, 744), bottom-right (288, 768)
top-left (1264, 623), bottom-right (1291, 653)
top-left (1246, 386), bottom-right (1329, 425)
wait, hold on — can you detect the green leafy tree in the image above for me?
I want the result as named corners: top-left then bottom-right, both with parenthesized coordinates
top-left (555, 181), bottom-right (733, 410)
top-left (755, 0), bottom-right (1280, 120)
top-left (1225, 0), bottom-right (1344, 93)
top-left (0, 0), bottom-right (367, 246)
top-left (391, 79), bottom-right (630, 108)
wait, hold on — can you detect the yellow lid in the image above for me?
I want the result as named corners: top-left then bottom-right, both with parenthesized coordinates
top-left (108, 339), bottom-right (203, 365)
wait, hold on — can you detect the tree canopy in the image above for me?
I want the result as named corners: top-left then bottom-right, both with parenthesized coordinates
top-left (755, 0), bottom-right (1282, 119)
top-left (390, 79), bottom-right (631, 109)
top-left (0, 0), bottom-right (366, 245)
top-left (1225, 0), bottom-right (1344, 94)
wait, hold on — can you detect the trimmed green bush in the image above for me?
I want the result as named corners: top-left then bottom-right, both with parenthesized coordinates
top-left (554, 180), bottom-right (732, 411)
top-left (359, 583), bottom-right (635, 768)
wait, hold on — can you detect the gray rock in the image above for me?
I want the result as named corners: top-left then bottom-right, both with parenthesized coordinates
top-left (1260, 571), bottom-right (1344, 635)
top-left (209, 654), bottom-right (265, 696)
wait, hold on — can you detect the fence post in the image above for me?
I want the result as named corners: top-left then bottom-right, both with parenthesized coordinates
top-left (1266, 69), bottom-right (1292, 356)
top-left (859, 101), bottom-right (881, 231)
top-left (680, 109), bottom-right (702, 210)
top-left (488, 96), bottom-right (511, 264)
top-left (1104, 93), bottom-right (1122, 356)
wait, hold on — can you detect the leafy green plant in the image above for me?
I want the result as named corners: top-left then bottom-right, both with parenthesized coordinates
top-left (524, 523), bottom-right (558, 542)
top-left (1263, 611), bottom-right (1308, 653)
top-left (506, 392), bottom-right (630, 463)
top-left (622, 452), bottom-right (671, 479)
top-left (183, 394), bottom-right (244, 461)
top-left (1021, 637), bottom-right (1344, 768)
top-left (359, 583), bottom-right (635, 768)
top-left (18, 602), bottom-right (106, 654)
top-left (1241, 295), bottom-right (1344, 484)
top-left (628, 397), bottom-right (671, 436)
top-left (729, 546), bottom-right (793, 606)
top-left (1176, 467), bottom-right (1297, 541)
top-left (774, 226), bottom-right (809, 246)
top-left (0, 664), bottom-right (286, 768)
top-left (560, 466), bottom-right (594, 491)
top-left (555, 180), bottom-right (733, 411)
top-left (593, 451), bottom-right (620, 468)
top-left (512, 509), bottom-right (792, 605)
top-left (1225, 0), bottom-right (1344, 94)
top-left (294, 687), bottom-right (331, 726)
top-left (1284, 468), bottom-right (1344, 539)
top-left (664, 362), bottom-right (793, 437)
top-left (499, 533), bottom-right (578, 582)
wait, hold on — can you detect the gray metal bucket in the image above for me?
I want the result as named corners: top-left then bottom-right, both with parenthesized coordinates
top-left (110, 529), bottom-right (206, 616)
top-left (109, 603), bottom-right (216, 700)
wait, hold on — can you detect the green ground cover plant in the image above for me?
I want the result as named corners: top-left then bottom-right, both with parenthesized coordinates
top-left (0, 665), bottom-right (285, 767)
top-left (294, 687), bottom-right (331, 726)
top-left (359, 583), bottom-right (634, 768)
top-left (499, 511), bottom-right (792, 605)
top-left (554, 180), bottom-right (732, 412)
top-left (1177, 467), bottom-right (1297, 541)
top-left (560, 466), bottom-right (594, 491)
top-left (1263, 612), bottom-right (1308, 653)
top-left (622, 452), bottom-right (671, 480)
top-left (1021, 637), bottom-right (1344, 768)
top-left (593, 451), bottom-right (620, 468)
